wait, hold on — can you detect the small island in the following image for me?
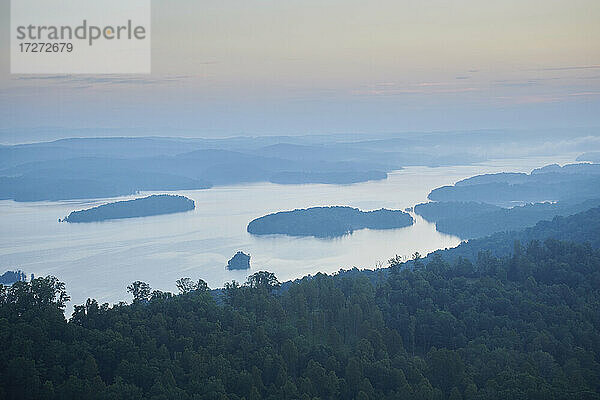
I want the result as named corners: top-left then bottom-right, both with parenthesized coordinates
top-left (0, 270), bottom-right (27, 285)
top-left (227, 251), bottom-right (251, 270)
top-left (61, 194), bottom-right (195, 223)
top-left (247, 206), bottom-right (414, 238)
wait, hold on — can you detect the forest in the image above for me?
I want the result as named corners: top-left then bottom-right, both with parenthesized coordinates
top-left (1, 207), bottom-right (599, 399)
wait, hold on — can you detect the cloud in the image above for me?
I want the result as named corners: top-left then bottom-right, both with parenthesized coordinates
top-left (11, 74), bottom-right (193, 88)
top-left (567, 92), bottom-right (600, 97)
top-left (494, 95), bottom-right (561, 104)
top-left (352, 87), bottom-right (479, 96)
top-left (493, 80), bottom-right (538, 88)
top-left (534, 64), bottom-right (600, 71)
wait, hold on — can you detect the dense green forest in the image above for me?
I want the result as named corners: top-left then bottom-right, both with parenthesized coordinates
top-left (247, 206), bottom-right (413, 238)
top-left (2, 207), bottom-right (600, 399)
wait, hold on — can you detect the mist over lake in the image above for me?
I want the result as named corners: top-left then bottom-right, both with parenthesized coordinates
top-left (0, 155), bottom-right (575, 311)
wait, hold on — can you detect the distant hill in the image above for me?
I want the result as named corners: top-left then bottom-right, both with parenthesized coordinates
top-left (247, 206), bottom-right (414, 237)
top-left (269, 170), bottom-right (387, 184)
top-left (62, 194), bottom-right (195, 223)
top-left (0, 138), bottom-right (396, 201)
top-left (429, 163), bottom-right (600, 205)
top-left (577, 152), bottom-right (600, 163)
top-left (415, 198), bottom-right (600, 239)
top-left (0, 133), bottom-right (501, 202)
top-left (420, 163), bottom-right (600, 239)
top-left (414, 201), bottom-right (501, 222)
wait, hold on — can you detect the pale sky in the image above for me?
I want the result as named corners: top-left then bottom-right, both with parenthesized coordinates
top-left (1, 0), bottom-right (599, 142)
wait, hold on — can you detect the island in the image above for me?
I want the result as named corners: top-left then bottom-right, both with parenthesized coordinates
top-left (247, 206), bottom-right (414, 238)
top-left (226, 251), bottom-right (251, 270)
top-left (61, 194), bottom-right (195, 223)
top-left (0, 270), bottom-right (27, 285)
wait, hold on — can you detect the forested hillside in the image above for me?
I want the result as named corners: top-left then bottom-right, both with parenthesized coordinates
top-left (428, 163), bottom-right (600, 205)
top-left (431, 206), bottom-right (600, 262)
top-left (415, 199), bottom-right (600, 239)
top-left (1, 207), bottom-right (600, 399)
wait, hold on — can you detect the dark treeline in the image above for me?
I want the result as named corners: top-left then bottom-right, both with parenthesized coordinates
top-left (2, 235), bottom-right (600, 399)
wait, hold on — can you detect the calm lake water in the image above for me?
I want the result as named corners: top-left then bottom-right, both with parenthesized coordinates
top-left (0, 155), bottom-right (576, 310)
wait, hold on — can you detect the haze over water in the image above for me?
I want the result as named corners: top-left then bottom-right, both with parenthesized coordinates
top-left (0, 155), bottom-right (576, 310)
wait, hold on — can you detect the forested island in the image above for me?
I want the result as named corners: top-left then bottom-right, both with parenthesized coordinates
top-left (1, 206), bottom-right (600, 399)
top-left (226, 251), bottom-right (251, 270)
top-left (247, 206), bottom-right (414, 237)
top-left (62, 194), bottom-right (195, 223)
top-left (0, 270), bottom-right (27, 285)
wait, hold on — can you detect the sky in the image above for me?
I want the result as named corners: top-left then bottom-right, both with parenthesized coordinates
top-left (1, 0), bottom-right (599, 143)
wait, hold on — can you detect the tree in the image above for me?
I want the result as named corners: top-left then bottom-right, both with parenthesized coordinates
top-left (246, 271), bottom-right (280, 291)
top-left (127, 281), bottom-right (151, 302)
top-left (176, 277), bottom-right (196, 294)
top-left (426, 348), bottom-right (465, 395)
top-left (196, 279), bottom-right (209, 292)
top-left (1, 276), bottom-right (70, 312)
top-left (412, 252), bottom-right (424, 269)
top-left (32, 276), bottom-right (70, 308)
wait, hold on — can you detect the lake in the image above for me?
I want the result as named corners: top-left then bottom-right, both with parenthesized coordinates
top-left (0, 155), bottom-right (576, 310)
